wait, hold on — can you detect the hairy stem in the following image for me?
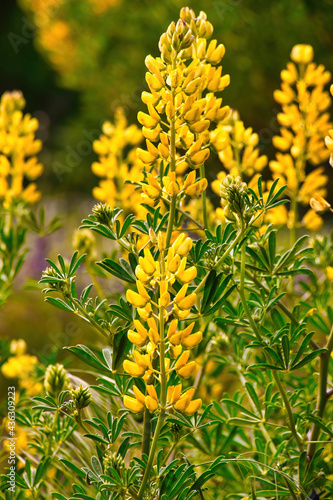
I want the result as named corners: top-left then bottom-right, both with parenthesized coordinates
top-left (307, 324), bottom-right (333, 461)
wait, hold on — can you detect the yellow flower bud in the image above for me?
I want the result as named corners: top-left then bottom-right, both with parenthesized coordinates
top-left (176, 293), bottom-right (197, 310)
top-left (174, 350), bottom-right (190, 370)
top-left (146, 72), bottom-right (164, 92)
top-left (189, 120), bottom-right (210, 134)
top-left (185, 178), bottom-right (208, 198)
top-left (128, 330), bottom-right (146, 347)
top-left (136, 148), bottom-right (157, 165)
top-left (184, 398), bottom-right (202, 415)
top-left (290, 44), bottom-right (314, 64)
top-left (145, 395), bottom-right (158, 412)
top-left (141, 91), bottom-right (160, 107)
top-left (176, 264), bottom-right (197, 284)
top-left (168, 254), bottom-right (181, 273)
top-left (184, 77), bottom-right (202, 95)
top-left (123, 360), bottom-right (146, 378)
top-left (177, 237), bottom-right (193, 256)
top-left (158, 231), bottom-right (166, 251)
top-left (123, 395), bottom-right (144, 413)
top-left (133, 385), bottom-right (146, 406)
top-left (167, 384), bottom-right (182, 404)
top-left (189, 149), bottom-right (210, 168)
top-left (138, 111), bottom-right (159, 129)
top-left (326, 266), bottom-right (333, 281)
top-left (142, 125), bottom-right (161, 142)
top-left (183, 170), bottom-right (196, 190)
top-left (310, 194), bottom-right (331, 214)
top-left (182, 331), bottom-right (202, 349)
top-left (178, 361), bottom-right (197, 379)
top-left (126, 289), bottom-right (149, 308)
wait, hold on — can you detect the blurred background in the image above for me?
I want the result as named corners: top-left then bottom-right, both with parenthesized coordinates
top-left (0, 0), bottom-right (333, 365)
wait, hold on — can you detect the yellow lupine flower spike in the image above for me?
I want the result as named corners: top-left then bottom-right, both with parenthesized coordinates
top-left (0, 91), bottom-right (43, 209)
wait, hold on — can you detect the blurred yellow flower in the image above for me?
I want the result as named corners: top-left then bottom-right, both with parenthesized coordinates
top-left (0, 91), bottom-right (43, 209)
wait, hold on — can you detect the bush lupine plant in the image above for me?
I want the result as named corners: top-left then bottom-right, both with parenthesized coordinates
top-left (2, 7), bottom-right (333, 500)
top-left (0, 90), bottom-right (59, 307)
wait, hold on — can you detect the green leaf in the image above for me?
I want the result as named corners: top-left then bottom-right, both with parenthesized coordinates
top-left (91, 456), bottom-right (102, 476)
top-left (60, 459), bottom-right (86, 479)
top-left (45, 297), bottom-right (74, 312)
top-left (97, 258), bottom-right (136, 283)
top-left (65, 345), bottom-right (108, 371)
top-left (245, 383), bottom-right (262, 415)
top-left (291, 349), bottom-right (326, 371)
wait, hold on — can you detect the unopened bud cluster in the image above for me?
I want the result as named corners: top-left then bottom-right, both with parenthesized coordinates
top-left (71, 385), bottom-right (92, 410)
top-left (44, 363), bottom-right (71, 398)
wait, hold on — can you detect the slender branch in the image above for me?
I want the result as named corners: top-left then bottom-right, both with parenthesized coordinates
top-left (307, 324), bottom-right (333, 461)
top-left (72, 297), bottom-right (110, 340)
top-left (200, 163), bottom-right (208, 229)
top-left (250, 273), bottom-right (320, 351)
top-left (238, 370), bottom-right (277, 456)
top-left (161, 198), bottom-right (204, 230)
top-left (238, 224), bottom-right (303, 452)
top-left (215, 228), bottom-right (244, 269)
top-left (165, 196), bottom-right (177, 248)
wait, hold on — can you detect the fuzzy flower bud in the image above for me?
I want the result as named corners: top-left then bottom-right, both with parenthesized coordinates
top-left (44, 363), bottom-right (71, 398)
top-left (71, 385), bottom-right (92, 410)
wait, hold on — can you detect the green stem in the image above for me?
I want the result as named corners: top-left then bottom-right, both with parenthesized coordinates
top-left (273, 370), bottom-right (303, 451)
top-left (165, 196), bottom-right (177, 248)
top-left (290, 191), bottom-right (298, 248)
top-left (142, 408), bottom-right (152, 457)
top-left (193, 271), bottom-right (210, 295)
top-left (215, 228), bottom-right (244, 269)
top-left (77, 411), bottom-right (90, 434)
top-left (47, 410), bottom-right (59, 456)
top-left (307, 324), bottom-right (333, 461)
top-left (238, 370), bottom-right (276, 456)
top-left (72, 298), bottom-right (110, 340)
top-left (137, 410), bottom-right (165, 500)
top-left (162, 198), bottom-right (204, 230)
top-left (250, 274), bottom-right (320, 351)
top-left (238, 226), bottom-right (303, 452)
top-left (200, 164), bottom-right (208, 229)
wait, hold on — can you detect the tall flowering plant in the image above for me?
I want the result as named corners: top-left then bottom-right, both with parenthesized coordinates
top-left (5, 7), bottom-right (333, 500)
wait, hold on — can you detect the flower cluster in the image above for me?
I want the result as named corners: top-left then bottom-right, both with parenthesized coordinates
top-left (0, 91), bottom-right (43, 209)
top-left (1, 339), bottom-right (42, 396)
top-left (123, 232), bottom-right (202, 416)
top-left (214, 110), bottom-right (268, 178)
top-left (211, 110), bottom-right (268, 222)
top-left (92, 108), bottom-right (145, 216)
top-left (20, 0), bottom-right (122, 78)
top-left (325, 84), bottom-right (333, 164)
top-left (136, 7), bottom-right (230, 219)
top-left (270, 44), bottom-right (332, 231)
